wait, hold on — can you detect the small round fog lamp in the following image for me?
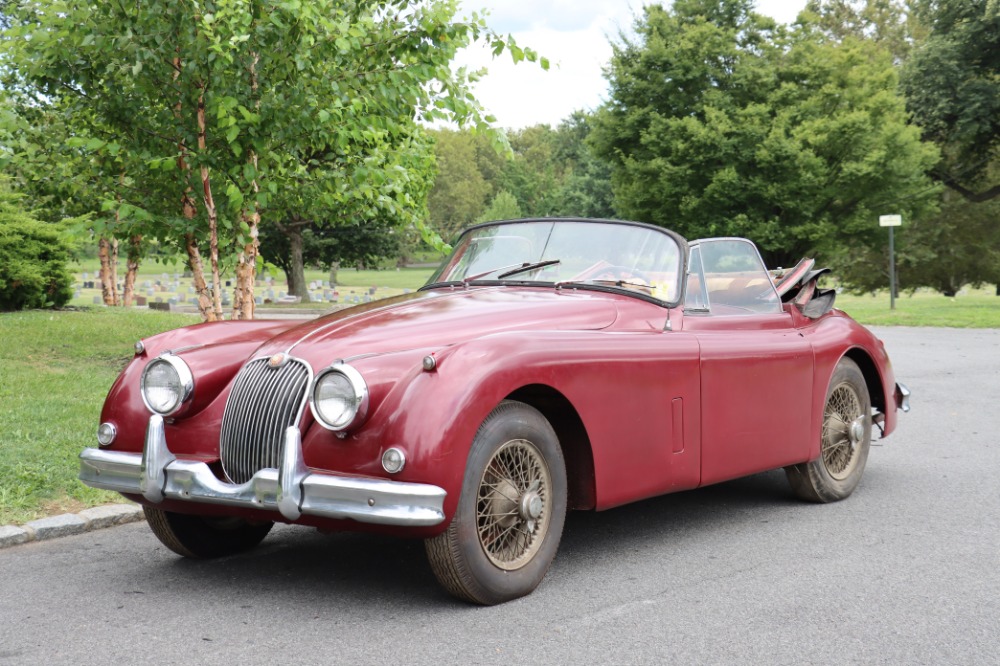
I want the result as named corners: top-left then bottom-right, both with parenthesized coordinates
top-left (381, 448), bottom-right (406, 474)
top-left (97, 422), bottom-right (117, 447)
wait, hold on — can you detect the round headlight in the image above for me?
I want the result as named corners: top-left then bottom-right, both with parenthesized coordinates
top-left (310, 364), bottom-right (369, 431)
top-left (140, 355), bottom-right (194, 416)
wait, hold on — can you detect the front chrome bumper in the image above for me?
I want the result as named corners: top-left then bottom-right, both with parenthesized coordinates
top-left (79, 415), bottom-right (446, 527)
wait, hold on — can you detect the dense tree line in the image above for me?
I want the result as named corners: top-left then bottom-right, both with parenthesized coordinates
top-left (427, 0), bottom-right (1000, 295)
top-left (426, 111), bottom-right (615, 242)
top-left (1, 0), bottom-right (997, 311)
top-left (0, 0), bottom-right (542, 315)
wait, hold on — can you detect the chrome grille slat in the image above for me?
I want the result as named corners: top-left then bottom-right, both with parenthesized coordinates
top-left (229, 364), bottom-right (257, 479)
top-left (262, 368), bottom-right (299, 470)
top-left (220, 357), bottom-right (311, 484)
top-left (230, 361), bottom-right (266, 479)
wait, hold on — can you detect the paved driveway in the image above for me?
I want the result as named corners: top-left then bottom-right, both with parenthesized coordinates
top-left (1, 327), bottom-right (998, 665)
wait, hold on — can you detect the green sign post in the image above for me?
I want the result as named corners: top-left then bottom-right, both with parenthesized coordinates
top-left (879, 214), bottom-right (902, 310)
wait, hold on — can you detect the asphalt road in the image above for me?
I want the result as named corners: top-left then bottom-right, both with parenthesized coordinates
top-left (2, 327), bottom-right (998, 665)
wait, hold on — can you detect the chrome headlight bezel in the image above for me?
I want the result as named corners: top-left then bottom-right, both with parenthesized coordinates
top-left (140, 354), bottom-right (194, 416)
top-left (309, 363), bottom-right (369, 432)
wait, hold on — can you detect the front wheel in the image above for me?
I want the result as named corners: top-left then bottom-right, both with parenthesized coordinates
top-left (786, 358), bottom-right (872, 503)
top-left (425, 400), bottom-right (567, 605)
top-left (144, 507), bottom-right (273, 558)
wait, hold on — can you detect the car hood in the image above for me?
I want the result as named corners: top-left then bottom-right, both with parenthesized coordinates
top-left (253, 286), bottom-right (619, 364)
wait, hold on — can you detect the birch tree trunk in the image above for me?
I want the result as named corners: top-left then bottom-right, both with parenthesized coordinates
top-left (197, 87), bottom-right (224, 321)
top-left (232, 51), bottom-right (261, 320)
top-left (185, 232), bottom-right (214, 317)
top-left (172, 54), bottom-right (217, 320)
top-left (233, 188), bottom-right (260, 319)
top-left (97, 237), bottom-right (118, 306)
top-left (122, 234), bottom-right (141, 307)
top-left (109, 238), bottom-right (119, 305)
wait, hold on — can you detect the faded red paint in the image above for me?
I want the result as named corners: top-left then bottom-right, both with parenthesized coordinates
top-left (100, 283), bottom-right (900, 536)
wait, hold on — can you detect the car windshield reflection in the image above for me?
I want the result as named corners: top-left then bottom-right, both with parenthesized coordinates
top-left (426, 219), bottom-right (684, 304)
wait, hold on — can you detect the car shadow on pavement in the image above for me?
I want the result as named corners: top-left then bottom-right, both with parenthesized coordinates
top-left (142, 468), bottom-right (802, 609)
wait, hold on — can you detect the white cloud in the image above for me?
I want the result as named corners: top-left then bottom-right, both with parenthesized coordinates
top-left (455, 0), bottom-right (808, 129)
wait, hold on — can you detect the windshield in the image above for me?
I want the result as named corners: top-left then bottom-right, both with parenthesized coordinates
top-left (427, 219), bottom-right (684, 304)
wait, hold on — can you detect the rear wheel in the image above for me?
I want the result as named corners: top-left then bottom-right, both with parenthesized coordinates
top-left (425, 401), bottom-right (567, 605)
top-left (144, 507), bottom-right (273, 558)
top-left (786, 358), bottom-right (872, 502)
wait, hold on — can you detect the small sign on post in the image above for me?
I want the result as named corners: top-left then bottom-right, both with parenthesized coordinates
top-left (879, 214), bottom-right (903, 309)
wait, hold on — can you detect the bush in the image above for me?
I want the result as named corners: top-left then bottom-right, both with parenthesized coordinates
top-left (0, 193), bottom-right (74, 310)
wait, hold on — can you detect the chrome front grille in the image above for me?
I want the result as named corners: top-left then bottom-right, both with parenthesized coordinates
top-left (220, 356), bottom-right (311, 484)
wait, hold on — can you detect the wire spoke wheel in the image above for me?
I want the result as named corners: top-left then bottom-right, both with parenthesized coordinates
top-left (821, 383), bottom-right (865, 481)
top-left (425, 400), bottom-right (567, 605)
top-left (785, 358), bottom-right (872, 503)
top-left (476, 439), bottom-right (552, 570)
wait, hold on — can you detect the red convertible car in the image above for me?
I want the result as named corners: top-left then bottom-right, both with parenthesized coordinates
top-left (80, 218), bottom-right (909, 604)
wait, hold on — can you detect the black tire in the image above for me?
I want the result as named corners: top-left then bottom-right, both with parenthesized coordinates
top-left (425, 400), bottom-right (567, 605)
top-left (786, 358), bottom-right (872, 503)
top-left (143, 507), bottom-right (273, 558)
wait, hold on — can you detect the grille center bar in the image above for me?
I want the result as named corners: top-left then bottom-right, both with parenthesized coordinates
top-left (220, 356), bottom-right (312, 484)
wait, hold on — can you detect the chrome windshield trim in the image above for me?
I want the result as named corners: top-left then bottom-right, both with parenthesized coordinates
top-left (79, 417), bottom-right (447, 527)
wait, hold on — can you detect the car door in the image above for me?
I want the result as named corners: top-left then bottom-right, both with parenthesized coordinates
top-left (681, 240), bottom-right (815, 486)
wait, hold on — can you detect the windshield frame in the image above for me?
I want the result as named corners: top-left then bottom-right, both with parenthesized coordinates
top-left (422, 218), bottom-right (688, 308)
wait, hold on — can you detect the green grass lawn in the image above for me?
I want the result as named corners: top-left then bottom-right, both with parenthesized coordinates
top-left (0, 309), bottom-right (198, 525)
top-left (836, 285), bottom-right (1000, 328)
top-left (1, 279), bottom-right (997, 526)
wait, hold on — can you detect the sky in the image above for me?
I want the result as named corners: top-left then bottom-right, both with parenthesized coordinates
top-left (455, 0), bottom-right (809, 129)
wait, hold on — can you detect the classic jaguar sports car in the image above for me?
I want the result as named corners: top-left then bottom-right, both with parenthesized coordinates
top-left (80, 217), bottom-right (909, 605)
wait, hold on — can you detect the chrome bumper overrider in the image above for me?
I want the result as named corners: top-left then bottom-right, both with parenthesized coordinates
top-left (896, 382), bottom-right (911, 413)
top-left (79, 415), bottom-right (446, 526)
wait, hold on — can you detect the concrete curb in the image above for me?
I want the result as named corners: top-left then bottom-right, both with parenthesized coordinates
top-left (0, 503), bottom-right (145, 550)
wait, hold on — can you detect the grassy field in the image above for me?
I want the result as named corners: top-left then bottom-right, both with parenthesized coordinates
top-left (836, 285), bottom-right (1000, 328)
top-left (0, 309), bottom-right (198, 525)
top-left (1, 278), bottom-right (997, 526)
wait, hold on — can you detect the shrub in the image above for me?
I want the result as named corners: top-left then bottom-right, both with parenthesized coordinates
top-left (0, 193), bottom-right (74, 310)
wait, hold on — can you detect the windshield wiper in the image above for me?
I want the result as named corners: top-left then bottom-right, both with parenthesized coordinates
top-left (461, 263), bottom-right (526, 283)
top-left (461, 259), bottom-right (561, 283)
top-left (557, 278), bottom-right (654, 291)
top-left (496, 259), bottom-right (561, 279)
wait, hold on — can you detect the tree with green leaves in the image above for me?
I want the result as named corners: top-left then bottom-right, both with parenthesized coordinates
top-left (1, 0), bottom-right (543, 320)
top-left (902, 0), bottom-right (1000, 202)
top-left (476, 190), bottom-right (522, 223)
top-left (0, 188), bottom-right (75, 311)
top-left (427, 129), bottom-right (499, 241)
top-left (591, 0), bottom-right (938, 271)
top-left (547, 112), bottom-right (616, 219)
top-left (895, 0), bottom-right (1000, 293)
top-left (426, 113), bottom-right (616, 238)
top-left (800, 0), bottom-right (925, 62)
